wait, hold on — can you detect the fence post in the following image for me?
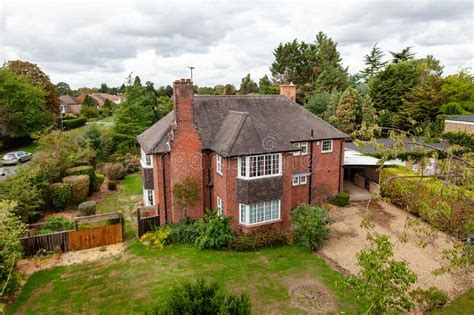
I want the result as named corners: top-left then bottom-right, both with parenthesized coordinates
top-left (120, 212), bottom-right (124, 242)
top-left (137, 207), bottom-right (141, 238)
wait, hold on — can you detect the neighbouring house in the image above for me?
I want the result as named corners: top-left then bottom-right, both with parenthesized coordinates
top-left (137, 79), bottom-right (348, 232)
top-left (76, 93), bottom-right (125, 109)
top-left (59, 95), bottom-right (81, 114)
top-left (444, 115), bottom-right (474, 134)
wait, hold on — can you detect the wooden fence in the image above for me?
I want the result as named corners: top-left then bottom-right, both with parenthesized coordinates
top-left (20, 212), bottom-right (123, 257)
top-left (137, 207), bottom-right (160, 238)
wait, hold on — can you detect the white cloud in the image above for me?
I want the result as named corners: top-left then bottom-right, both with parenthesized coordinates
top-left (0, 0), bottom-right (472, 89)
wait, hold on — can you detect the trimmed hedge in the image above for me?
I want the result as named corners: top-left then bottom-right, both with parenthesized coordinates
top-left (65, 165), bottom-right (96, 194)
top-left (102, 162), bottom-right (125, 180)
top-left (330, 192), bottom-right (350, 207)
top-left (62, 117), bottom-right (87, 130)
top-left (381, 166), bottom-right (473, 238)
top-left (49, 183), bottom-right (71, 211)
top-left (94, 173), bottom-right (104, 192)
top-left (228, 226), bottom-right (292, 251)
top-left (78, 201), bottom-right (96, 216)
top-left (63, 175), bottom-right (90, 203)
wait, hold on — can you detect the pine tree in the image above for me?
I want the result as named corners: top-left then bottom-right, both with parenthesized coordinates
top-left (80, 95), bottom-right (98, 118)
top-left (239, 74), bottom-right (258, 94)
top-left (390, 47), bottom-right (415, 63)
top-left (335, 87), bottom-right (358, 133)
top-left (258, 75), bottom-right (278, 94)
top-left (360, 44), bottom-right (387, 82)
top-left (361, 95), bottom-right (377, 126)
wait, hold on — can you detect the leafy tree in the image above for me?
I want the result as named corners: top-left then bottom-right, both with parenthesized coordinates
top-left (359, 44), bottom-right (387, 82)
top-left (440, 70), bottom-right (474, 114)
top-left (0, 68), bottom-right (49, 138)
top-left (335, 87), bottom-right (358, 133)
top-left (418, 55), bottom-right (444, 76)
top-left (197, 86), bottom-right (215, 95)
top-left (156, 96), bottom-right (173, 120)
top-left (239, 73), bottom-right (258, 94)
top-left (5, 60), bottom-right (59, 116)
top-left (291, 204), bottom-right (334, 251)
top-left (258, 75), bottom-right (279, 94)
top-left (55, 82), bottom-right (72, 95)
top-left (118, 83), bottom-right (126, 93)
top-left (156, 85), bottom-right (173, 98)
top-left (103, 99), bottom-right (114, 112)
top-left (223, 84), bottom-right (236, 95)
top-left (99, 83), bottom-right (109, 93)
top-left (304, 91), bottom-right (331, 116)
top-left (270, 39), bottom-right (311, 86)
top-left (390, 47), bottom-right (416, 63)
top-left (172, 177), bottom-right (199, 218)
top-left (80, 124), bottom-right (114, 163)
top-left (361, 95), bottom-right (377, 126)
top-left (133, 75), bottom-right (142, 86)
top-left (80, 95), bottom-right (99, 119)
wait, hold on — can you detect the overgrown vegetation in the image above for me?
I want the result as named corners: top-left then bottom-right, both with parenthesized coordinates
top-left (36, 216), bottom-right (75, 235)
top-left (291, 204), bottom-right (334, 251)
top-left (330, 192), bottom-right (350, 207)
top-left (228, 225), bottom-right (292, 252)
top-left (194, 211), bottom-right (234, 249)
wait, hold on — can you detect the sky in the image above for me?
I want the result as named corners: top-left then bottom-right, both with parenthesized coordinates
top-left (0, 0), bottom-right (472, 89)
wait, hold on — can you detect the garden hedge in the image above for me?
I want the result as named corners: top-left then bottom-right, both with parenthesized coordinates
top-left (62, 117), bottom-right (87, 130)
top-left (381, 166), bottom-right (473, 238)
top-left (330, 192), bottom-right (350, 207)
top-left (94, 173), bottom-right (104, 192)
top-left (63, 175), bottom-right (90, 203)
top-left (65, 165), bottom-right (96, 194)
top-left (49, 183), bottom-right (71, 211)
top-left (78, 201), bottom-right (96, 216)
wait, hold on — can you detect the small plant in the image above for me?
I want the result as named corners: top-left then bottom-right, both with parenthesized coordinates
top-left (94, 173), bottom-right (105, 192)
top-left (77, 201), bottom-right (96, 216)
top-left (330, 192), bottom-right (350, 207)
top-left (102, 162), bottom-right (125, 180)
top-left (410, 287), bottom-right (448, 312)
top-left (62, 175), bottom-right (90, 203)
top-left (167, 218), bottom-right (199, 245)
top-left (156, 278), bottom-right (251, 315)
top-left (291, 204), bottom-right (334, 251)
top-left (172, 177), bottom-right (199, 218)
top-left (194, 211), bottom-right (234, 249)
top-left (108, 180), bottom-right (117, 191)
top-left (37, 216), bottom-right (76, 235)
top-left (49, 183), bottom-right (71, 211)
top-left (228, 226), bottom-right (292, 251)
top-left (140, 227), bottom-right (171, 250)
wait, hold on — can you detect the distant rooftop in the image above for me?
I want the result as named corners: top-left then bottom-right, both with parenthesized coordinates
top-left (445, 115), bottom-right (474, 123)
top-left (346, 138), bottom-right (450, 155)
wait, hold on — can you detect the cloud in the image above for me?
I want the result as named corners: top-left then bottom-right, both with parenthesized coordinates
top-left (0, 0), bottom-right (472, 88)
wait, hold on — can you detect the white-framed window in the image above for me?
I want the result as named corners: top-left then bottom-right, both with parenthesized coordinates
top-left (292, 175), bottom-right (308, 186)
top-left (239, 200), bottom-right (281, 225)
top-left (216, 154), bottom-right (223, 175)
top-left (141, 148), bottom-right (153, 168)
top-left (321, 140), bottom-right (333, 153)
top-left (217, 196), bottom-right (223, 216)
top-left (238, 153), bottom-right (282, 179)
top-left (293, 142), bottom-right (308, 156)
top-left (144, 189), bottom-right (155, 206)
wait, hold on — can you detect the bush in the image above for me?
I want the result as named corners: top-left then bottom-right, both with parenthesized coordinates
top-left (111, 152), bottom-right (140, 174)
top-left (441, 131), bottom-right (474, 150)
top-left (167, 218), bottom-right (199, 245)
top-left (194, 211), bottom-right (234, 249)
top-left (102, 162), bottom-right (125, 180)
top-left (63, 113), bottom-right (77, 120)
top-left (410, 287), bottom-right (448, 312)
top-left (65, 165), bottom-right (96, 194)
top-left (228, 226), bottom-right (292, 251)
top-left (291, 204), bottom-right (334, 251)
top-left (63, 175), bottom-right (90, 203)
top-left (37, 216), bottom-right (75, 235)
top-left (77, 201), bottom-right (96, 216)
top-left (157, 278), bottom-right (251, 315)
top-left (330, 192), bottom-right (350, 207)
top-left (108, 180), bottom-right (117, 191)
top-left (140, 227), bottom-right (171, 250)
top-left (94, 173), bottom-right (104, 192)
top-left (49, 183), bottom-right (71, 211)
top-left (62, 117), bottom-right (87, 130)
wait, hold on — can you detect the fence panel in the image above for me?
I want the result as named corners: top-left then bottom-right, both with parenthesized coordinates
top-left (68, 223), bottom-right (123, 251)
top-left (138, 215), bottom-right (160, 238)
top-left (20, 231), bottom-right (70, 257)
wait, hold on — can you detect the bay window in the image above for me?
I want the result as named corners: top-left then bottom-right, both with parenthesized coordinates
top-left (238, 153), bottom-right (281, 179)
top-left (239, 200), bottom-right (281, 225)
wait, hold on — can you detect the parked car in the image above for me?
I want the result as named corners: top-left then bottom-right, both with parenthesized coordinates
top-left (0, 167), bottom-right (5, 176)
top-left (1, 151), bottom-right (33, 165)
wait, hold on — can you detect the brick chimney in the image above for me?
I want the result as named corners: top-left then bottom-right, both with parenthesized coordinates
top-left (280, 83), bottom-right (296, 102)
top-left (173, 78), bottom-right (194, 125)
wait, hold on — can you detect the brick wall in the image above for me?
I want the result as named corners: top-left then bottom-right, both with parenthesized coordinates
top-left (444, 121), bottom-right (474, 134)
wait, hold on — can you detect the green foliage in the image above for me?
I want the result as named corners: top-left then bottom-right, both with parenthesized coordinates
top-left (239, 73), bottom-right (258, 94)
top-left (80, 124), bottom-right (115, 163)
top-left (156, 278), bottom-right (251, 315)
top-left (335, 86), bottom-right (358, 133)
top-left (110, 153), bottom-right (140, 174)
top-left (0, 200), bottom-right (27, 296)
top-left (441, 132), bottom-right (474, 150)
top-left (361, 95), bottom-right (377, 126)
top-left (49, 183), bottom-right (71, 211)
top-left (62, 117), bottom-right (87, 130)
top-left (258, 75), bottom-right (279, 94)
top-left (0, 68), bottom-right (49, 138)
top-left (102, 162), bottom-right (125, 181)
top-left (359, 44), bottom-right (387, 82)
top-left (62, 175), bottom-right (89, 204)
top-left (80, 95), bottom-right (99, 119)
top-left (344, 233), bottom-right (417, 314)
top-left (77, 201), bottom-right (96, 216)
top-left (291, 204), bottom-right (334, 251)
top-left (172, 177), bottom-right (199, 217)
top-left (140, 226), bottom-right (171, 250)
top-left (228, 226), bottom-right (292, 252)
top-left (330, 192), bottom-right (350, 207)
top-left (36, 216), bottom-right (75, 235)
top-left (440, 70), bottom-right (474, 114)
top-left (194, 211), bottom-right (234, 249)
top-left (55, 82), bottom-right (72, 95)
top-left (304, 91), bottom-right (331, 116)
top-left (167, 218), bottom-right (199, 245)
top-left (410, 287), bottom-right (448, 312)
top-left (390, 47), bottom-right (416, 63)
top-left (94, 173), bottom-right (104, 192)
top-left (65, 165), bottom-right (95, 194)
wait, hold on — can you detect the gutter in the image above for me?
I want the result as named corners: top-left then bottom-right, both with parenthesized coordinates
top-left (161, 154), bottom-right (168, 224)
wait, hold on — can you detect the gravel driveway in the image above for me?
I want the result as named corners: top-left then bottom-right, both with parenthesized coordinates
top-left (319, 201), bottom-right (473, 300)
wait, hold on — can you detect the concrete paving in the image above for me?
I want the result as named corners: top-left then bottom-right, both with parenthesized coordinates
top-left (343, 180), bottom-right (373, 202)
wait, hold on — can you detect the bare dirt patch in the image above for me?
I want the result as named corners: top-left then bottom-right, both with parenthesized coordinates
top-left (319, 202), bottom-right (473, 300)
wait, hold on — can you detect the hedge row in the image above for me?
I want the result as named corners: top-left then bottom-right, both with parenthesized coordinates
top-left (65, 166), bottom-right (96, 193)
top-left (63, 175), bottom-right (89, 203)
top-left (63, 117), bottom-right (87, 130)
top-left (381, 166), bottom-right (473, 239)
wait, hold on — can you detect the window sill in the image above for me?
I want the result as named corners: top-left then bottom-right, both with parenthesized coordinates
top-left (238, 219), bottom-right (282, 228)
top-left (321, 151), bottom-right (333, 154)
top-left (140, 161), bottom-right (153, 168)
top-left (237, 174), bottom-right (282, 180)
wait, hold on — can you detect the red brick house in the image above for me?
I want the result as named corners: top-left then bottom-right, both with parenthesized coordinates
top-left (138, 79), bottom-right (347, 232)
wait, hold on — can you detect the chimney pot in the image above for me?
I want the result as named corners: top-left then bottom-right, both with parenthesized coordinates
top-left (280, 83), bottom-right (297, 102)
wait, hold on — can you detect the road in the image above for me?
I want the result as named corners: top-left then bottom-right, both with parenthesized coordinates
top-left (0, 161), bottom-right (29, 181)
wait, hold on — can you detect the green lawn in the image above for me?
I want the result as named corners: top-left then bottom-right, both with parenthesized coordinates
top-left (17, 143), bottom-right (39, 154)
top-left (8, 244), bottom-right (367, 314)
top-left (100, 116), bottom-right (114, 123)
top-left (430, 288), bottom-right (474, 315)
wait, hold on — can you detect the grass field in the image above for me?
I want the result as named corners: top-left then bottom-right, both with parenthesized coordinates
top-left (7, 244), bottom-right (367, 314)
top-left (430, 289), bottom-right (474, 315)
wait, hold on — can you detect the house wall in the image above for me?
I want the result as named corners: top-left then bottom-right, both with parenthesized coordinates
top-left (444, 121), bottom-right (474, 134)
top-left (67, 104), bottom-right (81, 114)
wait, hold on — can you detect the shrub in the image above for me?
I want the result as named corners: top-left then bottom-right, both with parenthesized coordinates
top-left (140, 227), bottom-right (171, 250)
top-left (291, 204), bottom-right (334, 251)
top-left (49, 183), bottom-right (71, 211)
top-left (111, 152), bottom-right (140, 174)
top-left (194, 211), bottom-right (234, 249)
top-left (65, 165), bottom-right (96, 194)
top-left (102, 162), bottom-right (125, 180)
top-left (62, 113), bottom-right (77, 120)
top-left (172, 177), bottom-right (200, 218)
top-left (167, 218), bottom-right (199, 245)
top-left (62, 117), bottom-right (87, 130)
top-left (37, 216), bottom-right (75, 235)
top-left (228, 226), bottom-right (292, 251)
top-left (441, 131), bottom-right (474, 150)
top-left (62, 175), bottom-right (90, 203)
top-left (157, 278), bottom-right (251, 315)
top-left (94, 173), bottom-right (104, 192)
top-left (77, 201), bottom-right (96, 216)
top-left (108, 180), bottom-right (117, 191)
top-left (410, 287), bottom-right (448, 312)
top-left (330, 192), bottom-right (350, 207)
